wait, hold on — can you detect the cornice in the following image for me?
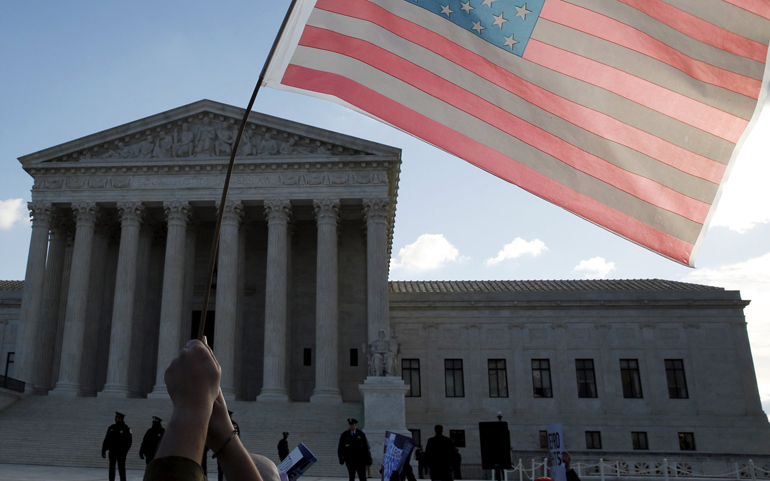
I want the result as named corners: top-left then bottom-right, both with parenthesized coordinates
top-left (388, 299), bottom-right (751, 310)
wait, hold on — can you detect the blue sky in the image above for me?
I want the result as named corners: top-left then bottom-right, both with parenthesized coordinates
top-left (1, 1), bottom-right (769, 415)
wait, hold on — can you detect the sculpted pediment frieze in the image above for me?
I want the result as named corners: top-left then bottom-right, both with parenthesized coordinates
top-left (44, 113), bottom-right (371, 164)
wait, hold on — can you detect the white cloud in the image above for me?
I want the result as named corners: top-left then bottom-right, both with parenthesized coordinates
top-left (0, 199), bottom-right (26, 230)
top-left (573, 257), bottom-right (616, 279)
top-left (710, 99), bottom-right (770, 233)
top-left (485, 237), bottom-right (548, 266)
top-left (684, 253), bottom-right (770, 420)
top-left (391, 234), bottom-right (463, 271)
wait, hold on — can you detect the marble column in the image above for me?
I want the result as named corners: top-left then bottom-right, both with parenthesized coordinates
top-left (100, 202), bottom-right (145, 397)
top-left (363, 198), bottom-right (390, 343)
top-left (258, 199), bottom-right (292, 402)
top-left (149, 201), bottom-right (191, 398)
top-left (16, 202), bottom-right (52, 393)
top-left (215, 200), bottom-right (243, 401)
top-left (311, 198), bottom-right (342, 403)
top-left (52, 202), bottom-right (100, 396)
top-left (34, 211), bottom-right (69, 393)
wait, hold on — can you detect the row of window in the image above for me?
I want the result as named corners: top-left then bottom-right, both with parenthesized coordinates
top-left (401, 358), bottom-right (689, 399)
top-left (538, 430), bottom-right (696, 451)
top-left (407, 427), bottom-right (697, 452)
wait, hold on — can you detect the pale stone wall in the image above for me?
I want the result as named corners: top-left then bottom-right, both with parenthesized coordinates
top-left (0, 290), bottom-right (21, 379)
top-left (391, 287), bottom-right (770, 462)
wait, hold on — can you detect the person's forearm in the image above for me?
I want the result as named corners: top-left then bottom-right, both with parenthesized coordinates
top-left (154, 408), bottom-right (210, 463)
top-left (216, 436), bottom-right (262, 481)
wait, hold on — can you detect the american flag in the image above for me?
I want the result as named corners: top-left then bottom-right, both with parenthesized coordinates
top-left (264, 0), bottom-right (770, 266)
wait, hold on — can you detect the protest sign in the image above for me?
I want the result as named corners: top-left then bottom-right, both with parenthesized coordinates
top-left (277, 442), bottom-right (317, 481)
top-left (382, 431), bottom-right (416, 481)
top-left (547, 424), bottom-right (567, 481)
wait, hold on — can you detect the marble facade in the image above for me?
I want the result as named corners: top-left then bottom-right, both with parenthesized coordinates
top-left (3, 100), bottom-right (769, 469)
top-left (12, 100), bottom-right (400, 402)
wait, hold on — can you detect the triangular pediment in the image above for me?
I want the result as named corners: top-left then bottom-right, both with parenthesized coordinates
top-left (19, 100), bottom-right (400, 166)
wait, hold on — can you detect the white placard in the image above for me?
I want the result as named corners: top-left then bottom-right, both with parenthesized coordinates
top-left (547, 424), bottom-right (567, 481)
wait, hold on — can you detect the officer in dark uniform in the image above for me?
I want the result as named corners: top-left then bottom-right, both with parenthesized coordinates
top-left (102, 411), bottom-right (132, 481)
top-left (216, 410), bottom-right (241, 481)
top-left (425, 425), bottom-right (455, 481)
top-left (338, 418), bottom-right (371, 481)
top-left (139, 416), bottom-right (165, 465)
top-left (278, 431), bottom-right (290, 461)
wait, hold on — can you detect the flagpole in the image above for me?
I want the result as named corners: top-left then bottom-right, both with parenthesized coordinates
top-left (197, 0), bottom-right (299, 342)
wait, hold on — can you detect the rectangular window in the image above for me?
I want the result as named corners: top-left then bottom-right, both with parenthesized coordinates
top-left (402, 359), bottom-right (422, 397)
top-left (620, 359), bottom-right (643, 398)
top-left (585, 431), bottom-right (602, 449)
top-left (409, 429), bottom-right (421, 447)
top-left (488, 359), bottom-right (509, 398)
top-left (575, 359), bottom-right (598, 398)
top-left (4, 352), bottom-right (14, 378)
top-left (350, 348), bottom-right (358, 367)
top-left (678, 432), bottom-right (696, 451)
top-left (445, 359), bottom-right (465, 397)
top-left (449, 430), bottom-right (466, 448)
top-left (539, 430), bottom-right (548, 449)
top-left (531, 359), bottom-right (553, 398)
top-left (303, 348), bottom-right (312, 367)
top-left (632, 432), bottom-right (648, 450)
top-left (665, 359), bottom-right (689, 399)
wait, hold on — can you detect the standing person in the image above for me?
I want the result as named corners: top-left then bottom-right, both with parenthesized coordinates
top-left (139, 416), bottom-right (165, 465)
top-left (278, 432), bottom-right (290, 461)
top-left (424, 425), bottom-right (455, 481)
top-left (217, 410), bottom-right (241, 481)
top-left (338, 418), bottom-right (372, 481)
top-left (415, 445), bottom-right (426, 479)
top-left (101, 411), bottom-right (132, 481)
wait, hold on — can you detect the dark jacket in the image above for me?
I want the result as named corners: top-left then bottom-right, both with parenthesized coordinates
top-left (102, 422), bottom-right (133, 457)
top-left (425, 434), bottom-right (455, 481)
top-left (338, 429), bottom-right (372, 466)
top-left (139, 423), bottom-right (165, 461)
top-left (278, 438), bottom-right (290, 461)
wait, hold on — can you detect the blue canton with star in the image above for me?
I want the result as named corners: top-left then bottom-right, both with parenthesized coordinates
top-left (404, 0), bottom-right (544, 57)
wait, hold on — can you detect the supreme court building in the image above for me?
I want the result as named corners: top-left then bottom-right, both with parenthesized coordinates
top-left (1, 100), bottom-right (769, 474)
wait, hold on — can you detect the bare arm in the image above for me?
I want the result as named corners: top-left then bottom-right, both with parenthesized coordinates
top-left (206, 390), bottom-right (262, 481)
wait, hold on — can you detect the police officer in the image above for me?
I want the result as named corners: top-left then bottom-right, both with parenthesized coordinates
top-left (139, 416), bottom-right (165, 465)
top-left (278, 431), bottom-right (290, 461)
top-left (338, 418), bottom-right (371, 481)
top-left (102, 411), bottom-right (132, 481)
top-left (425, 425), bottom-right (455, 481)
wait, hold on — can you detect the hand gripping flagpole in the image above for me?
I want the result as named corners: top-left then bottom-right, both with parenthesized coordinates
top-left (197, 0), bottom-right (299, 342)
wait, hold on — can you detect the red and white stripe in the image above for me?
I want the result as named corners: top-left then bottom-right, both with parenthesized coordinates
top-left (265, 0), bottom-right (770, 266)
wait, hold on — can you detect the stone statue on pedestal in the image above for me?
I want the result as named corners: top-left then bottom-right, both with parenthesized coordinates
top-left (365, 329), bottom-right (400, 377)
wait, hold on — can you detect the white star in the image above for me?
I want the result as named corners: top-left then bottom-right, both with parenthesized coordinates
top-left (515, 3), bottom-right (532, 19)
top-left (471, 20), bottom-right (486, 34)
top-left (491, 12), bottom-right (508, 29)
top-left (460, 1), bottom-right (474, 14)
top-left (440, 4), bottom-right (454, 17)
top-left (481, 0), bottom-right (498, 7)
top-left (503, 33), bottom-right (519, 49)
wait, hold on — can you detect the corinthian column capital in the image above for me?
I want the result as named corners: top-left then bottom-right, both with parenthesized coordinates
top-left (363, 197), bottom-right (389, 225)
top-left (71, 202), bottom-right (100, 226)
top-left (27, 202), bottom-right (53, 226)
top-left (264, 199), bottom-right (292, 225)
top-left (117, 201), bottom-right (145, 226)
top-left (217, 200), bottom-right (244, 225)
top-left (164, 201), bottom-right (192, 225)
top-left (313, 198), bottom-right (340, 225)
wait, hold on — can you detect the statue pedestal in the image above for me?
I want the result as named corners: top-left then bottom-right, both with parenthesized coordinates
top-left (359, 376), bottom-right (410, 465)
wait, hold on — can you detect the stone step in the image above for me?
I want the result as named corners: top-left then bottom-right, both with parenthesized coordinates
top-left (0, 395), bottom-right (364, 476)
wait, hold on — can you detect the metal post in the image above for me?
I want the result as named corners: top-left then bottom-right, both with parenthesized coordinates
top-left (544, 458), bottom-right (549, 478)
top-left (735, 462), bottom-right (741, 480)
top-left (616, 461), bottom-right (620, 477)
top-left (600, 458), bottom-right (605, 481)
top-left (673, 461), bottom-right (678, 478)
top-left (577, 463), bottom-right (582, 478)
top-left (749, 460), bottom-right (756, 481)
top-left (664, 459), bottom-right (669, 481)
top-left (519, 459), bottom-right (523, 481)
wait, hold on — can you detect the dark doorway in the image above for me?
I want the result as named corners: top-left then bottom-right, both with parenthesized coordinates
top-left (191, 311), bottom-right (216, 348)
